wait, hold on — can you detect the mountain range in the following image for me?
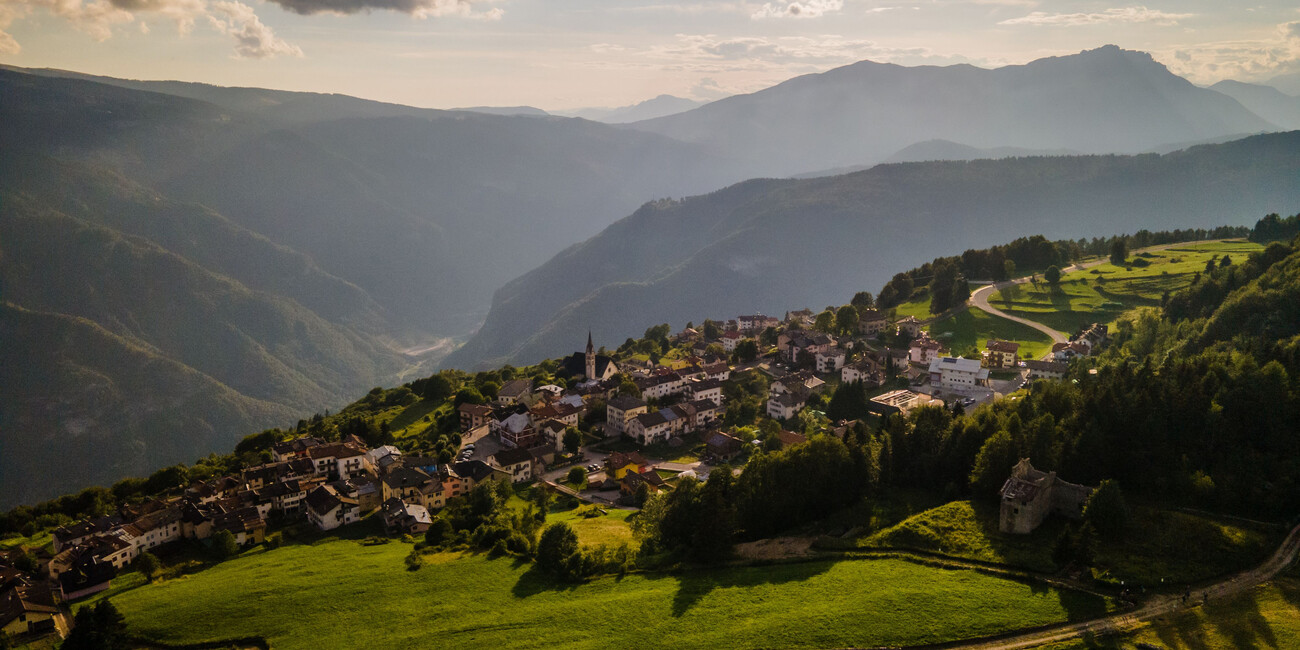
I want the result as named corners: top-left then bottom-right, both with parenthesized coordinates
top-left (626, 45), bottom-right (1276, 178)
top-left (445, 131), bottom-right (1300, 369)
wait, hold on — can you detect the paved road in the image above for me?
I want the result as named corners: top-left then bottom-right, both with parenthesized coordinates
top-left (965, 240), bottom-right (1230, 359)
top-left (950, 521), bottom-right (1300, 650)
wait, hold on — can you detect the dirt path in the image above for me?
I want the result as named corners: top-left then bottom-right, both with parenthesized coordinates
top-left (946, 521), bottom-right (1300, 650)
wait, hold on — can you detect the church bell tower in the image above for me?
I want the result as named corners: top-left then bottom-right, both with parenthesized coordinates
top-left (586, 331), bottom-right (596, 379)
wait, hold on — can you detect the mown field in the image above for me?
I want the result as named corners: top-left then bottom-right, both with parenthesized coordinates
top-left (860, 501), bottom-right (1280, 587)
top-left (989, 240), bottom-right (1265, 335)
top-left (926, 307), bottom-right (1056, 360)
top-left (108, 540), bottom-right (1113, 649)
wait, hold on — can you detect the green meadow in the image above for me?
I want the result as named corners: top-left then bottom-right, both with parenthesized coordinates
top-left (861, 501), bottom-right (1279, 587)
top-left (989, 240), bottom-right (1265, 335)
top-left (109, 540), bottom-right (1112, 649)
top-left (926, 307), bottom-right (1056, 359)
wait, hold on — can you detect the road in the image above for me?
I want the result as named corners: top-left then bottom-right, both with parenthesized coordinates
top-left (949, 521), bottom-right (1300, 650)
top-left (965, 240), bottom-right (1229, 359)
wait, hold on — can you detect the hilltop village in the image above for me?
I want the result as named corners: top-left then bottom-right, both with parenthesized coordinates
top-left (1, 300), bottom-right (1110, 643)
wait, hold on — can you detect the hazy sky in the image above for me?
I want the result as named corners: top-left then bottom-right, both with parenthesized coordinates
top-left (2, 0), bottom-right (1298, 109)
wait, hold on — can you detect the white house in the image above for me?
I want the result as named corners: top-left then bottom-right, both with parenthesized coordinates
top-left (928, 356), bottom-right (989, 391)
top-left (766, 392), bottom-right (806, 420)
top-left (909, 336), bottom-right (945, 365)
top-left (305, 486), bottom-right (359, 532)
top-left (685, 378), bottom-right (724, 406)
top-left (605, 395), bottom-right (648, 436)
top-left (815, 349), bottom-right (846, 374)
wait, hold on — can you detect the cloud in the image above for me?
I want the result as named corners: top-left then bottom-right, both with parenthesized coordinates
top-left (689, 76), bottom-right (734, 100)
top-left (1158, 22), bottom-right (1300, 84)
top-left (0, 3), bottom-right (25, 53)
top-left (207, 0), bottom-right (301, 58)
top-left (752, 0), bottom-right (842, 19)
top-left (1000, 6), bottom-right (1193, 27)
top-left (262, 0), bottom-right (500, 18)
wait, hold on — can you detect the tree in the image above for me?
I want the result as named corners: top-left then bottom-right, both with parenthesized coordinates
top-left (734, 339), bottom-right (759, 363)
top-left (566, 466), bottom-right (587, 486)
top-left (1219, 254), bottom-right (1233, 268)
top-left (62, 601), bottom-right (130, 650)
top-left (835, 304), bottom-right (859, 336)
top-left (453, 387), bottom-right (486, 407)
top-left (702, 319), bottom-right (722, 340)
top-left (851, 291), bottom-right (875, 309)
top-left (814, 309), bottom-right (836, 333)
top-left (423, 374), bottom-right (455, 402)
top-left (425, 518), bottom-right (453, 546)
top-left (563, 427), bottom-right (583, 455)
top-left (1084, 479), bottom-right (1129, 539)
top-left (134, 551), bottom-right (160, 582)
top-left (535, 522), bottom-right (580, 576)
top-left (211, 529), bottom-right (240, 560)
top-left (705, 343), bottom-right (726, 358)
top-left (969, 430), bottom-right (1019, 495)
top-left (1003, 259), bottom-right (1017, 280)
top-left (1109, 239), bottom-right (1128, 265)
top-left (1052, 525), bottom-right (1075, 569)
top-left (618, 378), bottom-right (641, 398)
top-left (951, 274), bottom-right (971, 304)
top-left (691, 469), bottom-right (736, 561)
top-left (1044, 265), bottom-right (1062, 285)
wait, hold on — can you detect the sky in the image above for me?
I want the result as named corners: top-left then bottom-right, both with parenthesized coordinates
top-left (2, 0), bottom-right (1299, 109)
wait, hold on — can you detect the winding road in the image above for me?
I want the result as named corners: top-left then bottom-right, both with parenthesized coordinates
top-left (964, 241), bottom-right (1230, 359)
top-left (949, 521), bottom-right (1300, 649)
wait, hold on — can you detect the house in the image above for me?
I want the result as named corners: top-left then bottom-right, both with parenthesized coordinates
top-left (620, 470), bottom-right (668, 497)
top-left (720, 330), bottom-right (752, 353)
top-left (450, 460), bottom-right (507, 492)
top-left (928, 356), bottom-right (989, 391)
top-left (494, 411), bottom-right (537, 449)
top-left (870, 389), bottom-right (941, 416)
top-left (380, 498), bottom-right (432, 536)
top-left (489, 447), bottom-right (536, 484)
top-left (785, 309), bottom-right (816, 326)
top-left (458, 403), bottom-right (494, 432)
top-left (738, 314), bottom-right (778, 333)
top-left (896, 316), bottom-right (923, 338)
top-left (212, 507), bottom-right (267, 546)
top-left (627, 411), bottom-right (673, 445)
top-left (687, 399), bottom-right (722, 429)
top-left (126, 506), bottom-right (184, 553)
top-left (776, 430), bottom-right (807, 449)
top-left (52, 516), bottom-right (122, 552)
top-left (271, 436), bottom-right (325, 462)
top-left (685, 377), bottom-right (724, 406)
top-left (534, 419), bottom-right (569, 453)
top-left (815, 348), bottom-right (846, 374)
top-left (999, 459), bottom-right (1093, 534)
top-left (496, 379), bottom-right (533, 405)
top-left (771, 371), bottom-right (824, 396)
top-left (705, 431), bottom-right (744, 461)
top-left (766, 392), bottom-right (806, 420)
top-left (1024, 360), bottom-right (1069, 381)
top-left (0, 584), bottom-right (62, 639)
top-left (909, 335), bottom-right (945, 365)
top-left (857, 309), bottom-right (887, 336)
top-left (841, 359), bottom-right (882, 387)
top-left (605, 452), bottom-right (651, 480)
top-left (1051, 341), bottom-right (1091, 362)
top-left (700, 361), bottom-right (731, 381)
top-left (778, 331), bottom-right (835, 363)
top-left (381, 466), bottom-right (435, 507)
top-left (305, 486), bottom-right (359, 532)
top-left (307, 442), bottom-right (368, 480)
top-left (983, 339), bottom-right (1021, 368)
top-left (633, 372), bottom-right (684, 400)
top-left (605, 395), bottom-right (648, 436)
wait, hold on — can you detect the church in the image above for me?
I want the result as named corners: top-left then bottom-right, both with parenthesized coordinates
top-left (560, 333), bottom-right (620, 382)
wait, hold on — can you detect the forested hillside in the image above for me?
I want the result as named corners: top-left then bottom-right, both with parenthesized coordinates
top-left (449, 131), bottom-right (1300, 369)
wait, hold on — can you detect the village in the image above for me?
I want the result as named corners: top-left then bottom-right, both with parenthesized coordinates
top-left (1, 305), bottom-right (1110, 645)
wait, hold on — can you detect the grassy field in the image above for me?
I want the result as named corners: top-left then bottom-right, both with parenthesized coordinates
top-left (927, 307), bottom-right (1056, 359)
top-left (861, 501), bottom-right (1280, 587)
top-left (1045, 573), bottom-right (1300, 649)
top-left (0, 529), bottom-right (52, 551)
top-left (988, 240), bottom-right (1264, 335)
top-left (548, 505), bottom-right (637, 547)
top-left (107, 541), bottom-right (1114, 649)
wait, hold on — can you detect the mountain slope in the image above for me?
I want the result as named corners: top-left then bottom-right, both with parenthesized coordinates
top-left (628, 46), bottom-right (1276, 178)
top-left (0, 303), bottom-right (299, 506)
top-left (448, 131), bottom-right (1300, 368)
top-left (1210, 80), bottom-right (1300, 130)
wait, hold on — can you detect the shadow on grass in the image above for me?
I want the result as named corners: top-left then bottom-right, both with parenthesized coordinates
top-left (654, 559), bottom-right (836, 617)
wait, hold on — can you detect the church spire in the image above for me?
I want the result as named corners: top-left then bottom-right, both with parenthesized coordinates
top-left (585, 331), bottom-right (596, 379)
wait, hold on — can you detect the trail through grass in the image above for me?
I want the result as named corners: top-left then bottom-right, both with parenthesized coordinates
top-left (927, 308), bottom-right (1055, 359)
